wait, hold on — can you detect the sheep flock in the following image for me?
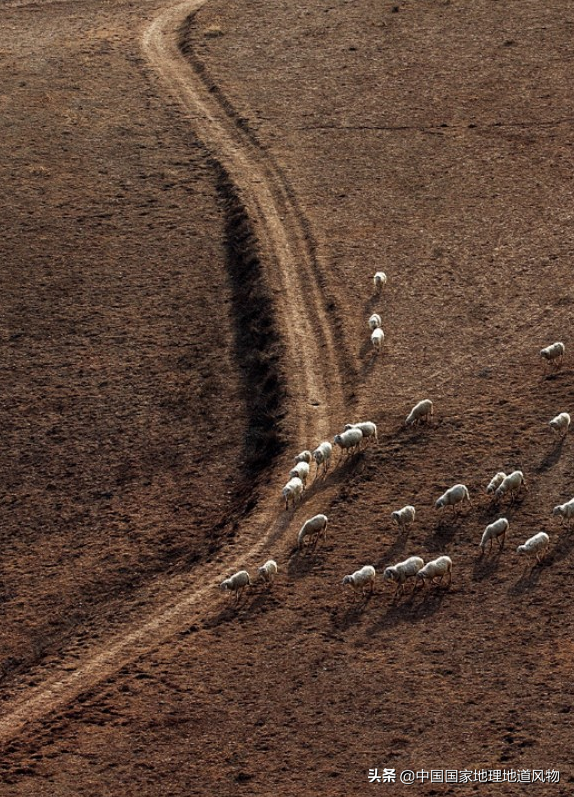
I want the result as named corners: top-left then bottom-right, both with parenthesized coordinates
top-left (218, 275), bottom-right (569, 608)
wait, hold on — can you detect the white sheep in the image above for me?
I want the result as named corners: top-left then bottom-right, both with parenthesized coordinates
top-left (540, 341), bottom-right (565, 368)
top-left (342, 565), bottom-right (376, 599)
top-left (382, 556), bottom-right (424, 596)
top-left (549, 412), bottom-right (570, 438)
top-left (517, 532), bottom-right (549, 567)
top-left (486, 471), bottom-right (507, 496)
top-left (371, 327), bottom-right (384, 353)
top-left (415, 556), bottom-right (453, 589)
top-left (435, 484), bottom-right (472, 513)
top-left (282, 476), bottom-right (303, 510)
top-left (405, 399), bottom-right (433, 427)
top-left (297, 513), bottom-right (328, 551)
top-left (257, 559), bottom-right (278, 585)
top-left (220, 570), bottom-right (251, 603)
top-left (344, 421), bottom-right (378, 444)
top-left (368, 313), bottom-right (382, 331)
top-left (391, 505), bottom-right (416, 532)
top-left (552, 499), bottom-right (574, 525)
top-left (294, 449), bottom-right (313, 465)
top-left (313, 441), bottom-right (333, 475)
top-left (334, 427), bottom-right (363, 457)
top-left (373, 271), bottom-right (387, 292)
top-left (289, 461), bottom-right (310, 488)
top-left (495, 470), bottom-right (527, 502)
top-left (480, 517), bottom-right (509, 554)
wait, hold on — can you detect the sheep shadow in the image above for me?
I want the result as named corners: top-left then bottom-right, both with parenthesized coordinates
top-left (536, 437), bottom-right (565, 473)
top-left (472, 547), bottom-right (506, 581)
top-left (364, 293), bottom-right (382, 313)
top-left (396, 419), bottom-right (437, 444)
top-left (423, 512), bottom-right (470, 549)
top-left (507, 561), bottom-right (546, 595)
top-left (359, 345), bottom-right (380, 379)
top-left (204, 593), bottom-right (255, 628)
top-left (543, 530), bottom-right (574, 566)
top-left (363, 584), bottom-right (451, 635)
top-left (242, 585), bottom-right (282, 615)
top-left (333, 591), bottom-right (376, 628)
top-left (373, 535), bottom-right (409, 571)
top-left (286, 545), bottom-right (329, 580)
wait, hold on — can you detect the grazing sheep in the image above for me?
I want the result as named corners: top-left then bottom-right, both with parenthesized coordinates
top-left (289, 461), bottom-right (310, 488)
top-left (415, 556), bottom-right (453, 589)
top-left (480, 517), bottom-right (509, 554)
top-left (540, 341), bottom-right (565, 368)
top-left (552, 499), bottom-right (574, 525)
top-left (517, 532), bottom-right (549, 567)
top-left (368, 313), bottom-right (383, 331)
top-left (257, 559), bottom-right (278, 585)
top-left (220, 570), bottom-right (251, 603)
top-left (313, 441), bottom-right (333, 475)
top-left (495, 470), bottom-right (527, 502)
top-left (342, 565), bottom-right (376, 599)
top-left (382, 556), bottom-right (424, 596)
top-left (282, 476), bottom-right (303, 510)
top-left (344, 421), bottom-right (378, 444)
top-left (294, 449), bottom-right (313, 465)
top-left (549, 412), bottom-right (570, 438)
top-left (334, 427), bottom-right (363, 457)
top-left (373, 271), bottom-right (387, 291)
top-left (435, 484), bottom-right (472, 513)
top-left (297, 513), bottom-right (328, 551)
top-left (486, 471), bottom-right (507, 496)
top-left (391, 505), bottom-right (416, 533)
top-left (371, 327), bottom-right (385, 353)
top-left (405, 399), bottom-right (434, 427)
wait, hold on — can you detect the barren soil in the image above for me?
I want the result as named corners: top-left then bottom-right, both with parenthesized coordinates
top-left (0, 0), bottom-right (573, 795)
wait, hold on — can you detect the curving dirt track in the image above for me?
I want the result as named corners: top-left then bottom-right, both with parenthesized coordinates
top-left (0, 0), bottom-right (348, 749)
top-left (1, 0), bottom-right (574, 795)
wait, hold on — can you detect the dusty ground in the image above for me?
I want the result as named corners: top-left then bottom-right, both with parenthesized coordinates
top-left (0, 0), bottom-right (573, 794)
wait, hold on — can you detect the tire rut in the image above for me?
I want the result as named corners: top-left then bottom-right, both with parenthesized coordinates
top-left (0, 0), bottom-right (347, 746)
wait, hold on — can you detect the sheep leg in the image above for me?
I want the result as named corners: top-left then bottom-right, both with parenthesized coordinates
top-left (499, 533), bottom-right (505, 551)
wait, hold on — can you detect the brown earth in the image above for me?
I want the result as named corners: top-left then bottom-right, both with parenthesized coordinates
top-left (0, 0), bottom-right (573, 794)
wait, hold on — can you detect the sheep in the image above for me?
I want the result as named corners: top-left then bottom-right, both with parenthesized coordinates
top-left (415, 556), bottom-right (453, 589)
top-left (334, 427), bottom-right (363, 457)
top-left (494, 470), bottom-right (527, 502)
top-left (344, 421), bottom-right (378, 444)
top-left (257, 559), bottom-right (278, 585)
top-left (297, 513), bottom-right (328, 551)
top-left (373, 271), bottom-right (387, 292)
top-left (289, 461), bottom-right (310, 489)
top-left (391, 505), bottom-right (416, 533)
top-left (480, 517), bottom-right (509, 554)
top-left (552, 499), bottom-right (574, 525)
top-left (220, 570), bottom-right (251, 603)
top-left (371, 327), bottom-right (384, 353)
top-left (282, 476), bottom-right (303, 510)
top-left (517, 532), bottom-right (549, 567)
top-left (405, 399), bottom-right (433, 427)
top-left (540, 341), bottom-right (565, 368)
top-left (486, 471), bottom-right (507, 496)
top-left (435, 484), bottom-right (472, 513)
top-left (342, 565), bottom-right (376, 599)
top-left (313, 441), bottom-right (333, 476)
top-left (382, 556), bottom-right (424, 596)
top-left (368, 313), bottom-right (382, 331)
top-left (294, 449), bottom-right (313, 465)
top-left (549, 412), bottom-right (570, 438)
